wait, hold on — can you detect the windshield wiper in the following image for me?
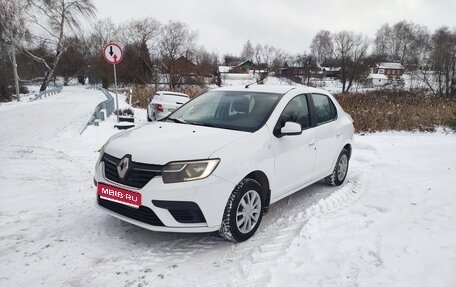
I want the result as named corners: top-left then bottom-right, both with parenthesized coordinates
top-left (167, 117), bottom-right (188, 124)
top-left (187, 121), bottom-right (218, 128)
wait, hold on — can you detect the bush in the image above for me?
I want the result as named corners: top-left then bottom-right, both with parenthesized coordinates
top-left (334, 90), bottom-right (456, 132)
top-left (448, 113), bottom-right (456, 131)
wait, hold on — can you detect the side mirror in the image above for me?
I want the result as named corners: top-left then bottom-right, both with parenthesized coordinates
top-left (280, 122), bottom-right (302, 136)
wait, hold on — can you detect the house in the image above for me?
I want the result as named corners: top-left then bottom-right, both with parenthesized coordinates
top-left (230, 60), bottom-right (255, 74)
top-left (171, 56), bottom-right (199, 75)
top-left (218, 60), bottom-right (255, 74)
top-left (367, 73), bottom-right (388, 87)
top-left (321, 66), bottom-right (341, 78)
top-left (370, 62), bottom-right (405, 78)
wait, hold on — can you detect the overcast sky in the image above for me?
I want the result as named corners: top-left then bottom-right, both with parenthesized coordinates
top-left (92, 0), bottom-right (456, 56)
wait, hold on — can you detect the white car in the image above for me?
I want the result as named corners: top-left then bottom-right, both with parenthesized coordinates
top-left (147, 91), bottom-right (190, 121)
top-left (95, 85), bottom-right (354, 242)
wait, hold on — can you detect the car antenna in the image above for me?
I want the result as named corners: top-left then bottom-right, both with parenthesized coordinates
top-left (245, 81), bottom-right (257, 89)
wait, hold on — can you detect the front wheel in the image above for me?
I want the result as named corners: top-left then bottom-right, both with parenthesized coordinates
top-left (219, 178), bottom-right (263, 242)
top-left (325, 148), bottom-right (350, 186)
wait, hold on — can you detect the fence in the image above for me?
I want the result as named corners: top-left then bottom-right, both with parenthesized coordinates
top-left (31, 86), bottom-right (63, 101)
top-left (80, 86), bottom-right (115, 134)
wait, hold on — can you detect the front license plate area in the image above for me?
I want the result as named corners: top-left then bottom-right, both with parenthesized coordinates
top-left (97, 183), bottom-right (142, 208)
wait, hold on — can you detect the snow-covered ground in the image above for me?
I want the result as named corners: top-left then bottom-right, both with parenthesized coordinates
top-left (1, 86), bottom-right (455, 286)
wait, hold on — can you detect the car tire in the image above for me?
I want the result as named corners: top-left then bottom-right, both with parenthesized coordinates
top-left (219, 178), bottom-right (264, 243)
top-left (147, 114), bottom-right (152, 122)
top-left (325, 148), bottom-right (350, 186)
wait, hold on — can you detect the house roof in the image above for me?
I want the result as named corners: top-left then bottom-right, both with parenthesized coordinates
top-left (377, 62), bottom-right (404, 70)
top-left (321, 67), bottom-right (341, 72)
top-left (368, 73), bottom-right (388, 79)
top-left (236, 60), bottom-right (254, 67)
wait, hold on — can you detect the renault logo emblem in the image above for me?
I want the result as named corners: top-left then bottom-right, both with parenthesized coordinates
top-left (117, 156), bottom-right (131, 179)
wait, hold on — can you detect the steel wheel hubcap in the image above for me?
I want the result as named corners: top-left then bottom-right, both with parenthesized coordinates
top-left (337, 154), bottom-right (348, 181)
top-left (236, 190), bottom-right (261, 234)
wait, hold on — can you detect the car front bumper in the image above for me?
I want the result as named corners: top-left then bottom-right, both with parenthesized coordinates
top-left (94, 161), bottom-right (235, 233)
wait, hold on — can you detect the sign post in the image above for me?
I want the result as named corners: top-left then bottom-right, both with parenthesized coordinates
top-left (103, 43), bottom-right (124, 123)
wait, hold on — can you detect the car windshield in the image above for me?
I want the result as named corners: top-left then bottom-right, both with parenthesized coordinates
top-left (166, 90), bottom-right (282, 132)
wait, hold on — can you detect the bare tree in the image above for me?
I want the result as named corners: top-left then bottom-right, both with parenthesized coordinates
top-left (374, 21), bottom-right (429, 70)
top-left (373, 23), bottom-right (392, 60)
top-left (310, 30), bottom-right (333, 65)
top-left (253, 43), bottom-right (262, 65)
top-left (23, 0), bottom-right (97, 91)
top-left (421, 27), bottom-right (456, 97)
top-left (251, 43), bottom-right (288, 82)
top-left (159, 21), bottom-right (198, 88)
top-left (0, 0), bottom-right (28, 100)
top-left (296, 54), bottom-right (318, 85)
top-left (86, 18), bottom-right (119, 88)
top-left (240, 39), bottom-right (254, 60)
top-left (332, 31), bottom-right (370, 92)
top-left (118, 17), bottom-right (160, 85)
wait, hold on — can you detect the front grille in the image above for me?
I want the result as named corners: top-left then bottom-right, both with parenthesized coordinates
top-left (102, 153), bottom-right (163, 188)
top-left (98, 196), bottom-right (164, 226)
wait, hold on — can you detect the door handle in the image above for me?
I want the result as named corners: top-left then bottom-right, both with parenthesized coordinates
top-left (336, 130), bottom-right (342, 137)
top-left (308, 139), bottom-right (316, 147)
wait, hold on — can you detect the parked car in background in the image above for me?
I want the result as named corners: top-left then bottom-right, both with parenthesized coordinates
top-left (95, 85), bottom-right (354, 242)
top-left (147, 91), bottom-right (190, 121)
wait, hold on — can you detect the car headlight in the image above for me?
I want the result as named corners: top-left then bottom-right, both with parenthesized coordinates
top-left (162, 159), bottom-right (220, 183)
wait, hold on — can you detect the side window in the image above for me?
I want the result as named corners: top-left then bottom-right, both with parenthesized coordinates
top-left (312, 94), bottom-right (337, 124)
top-left (278, 95), bottom-right (310, 129)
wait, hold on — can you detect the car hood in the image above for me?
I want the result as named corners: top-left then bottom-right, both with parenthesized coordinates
top-left (104, 122), bottom-right (249, 165)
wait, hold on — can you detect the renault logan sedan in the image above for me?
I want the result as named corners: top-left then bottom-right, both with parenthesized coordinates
top-left (94, 85), bottom-right (354, 242)
top-left (147, 91), bottom-right (190, 121)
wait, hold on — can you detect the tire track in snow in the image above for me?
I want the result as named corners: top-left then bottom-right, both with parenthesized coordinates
top-left (226, 141), bottom-right (380, 286)
top-left (240, 175), bottom-right (364, 286)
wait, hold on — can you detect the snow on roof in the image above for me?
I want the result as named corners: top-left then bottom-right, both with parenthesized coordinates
top-left (377, 62), bottom-right (404, 70)
top-left (321, 67), bottom-right (341, 71)
top-left (218, 66), bottom-right (232, 73)
top-left (368, 73), bottom-right (388, 79)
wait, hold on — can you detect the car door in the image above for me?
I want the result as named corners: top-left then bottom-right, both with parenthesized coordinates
top-left (270, 94), bottom-right (317, 197)
top-left (310, 93), bottom-right (343, 179)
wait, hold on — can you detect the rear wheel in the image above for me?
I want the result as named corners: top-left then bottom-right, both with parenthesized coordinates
top-left (325, 148), bottom-right (350, 186)
top-left (219, 178), bottom-right (263, 242)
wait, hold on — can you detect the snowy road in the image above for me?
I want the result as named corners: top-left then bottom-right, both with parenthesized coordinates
top-left (1, 87), bottom-right (456, 286)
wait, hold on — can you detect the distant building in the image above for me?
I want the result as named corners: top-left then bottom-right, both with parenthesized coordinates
top-left (230, 60), bottom-right (255, 74)
top-left (370, 62), bottom-right (405, 78)
top-left (367, 73), bottom-right (388, 87)
top-left (172, 56), bottom-right (199, 75)
top-left (321, 67), bottom-right (341, 78)
top-left (218, 60), bottom-right (255, 74)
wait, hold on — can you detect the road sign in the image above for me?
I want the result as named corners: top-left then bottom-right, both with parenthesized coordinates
top-left (103, 43), bottom-right (123, 65)
top-left (102, 43), bottom-right (123, 123)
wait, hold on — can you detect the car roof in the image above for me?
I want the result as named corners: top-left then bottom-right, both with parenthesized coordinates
top-left (212, 85), bottom-right (331, 95)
